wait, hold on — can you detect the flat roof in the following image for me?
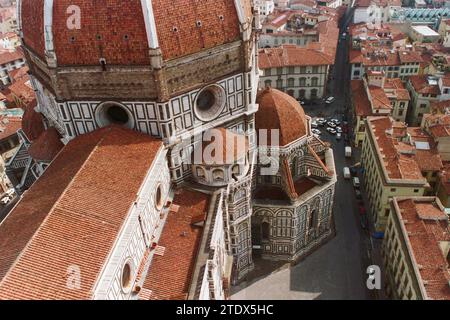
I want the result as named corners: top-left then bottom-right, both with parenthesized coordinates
top-left (412, 25), bottom-right (440, 37)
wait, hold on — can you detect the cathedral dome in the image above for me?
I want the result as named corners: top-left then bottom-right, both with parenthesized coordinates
top-left (255, 88), bottom-right (309, 147)
top-left (20, 0), bottom-right (253, 66)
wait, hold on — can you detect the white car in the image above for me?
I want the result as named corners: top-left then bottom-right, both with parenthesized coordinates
top-left (312, 129), bottom-right (321, 135)
top-left (327, 127), bottom-right (336, 134)
top-left (311, 121), bottom-right (318, 128)
top-left (336, 132), bottom-right (342, 140)
top-left (325, 97), bottom-right (336, 104)
top-left (327, 122), bottom-right (337, 128)
top-left (1, 196), bottom-right (10, 205)
top-left (331, 119), bottom-right (341, 125)
top-left (336, 127), bottom-right (343, 133)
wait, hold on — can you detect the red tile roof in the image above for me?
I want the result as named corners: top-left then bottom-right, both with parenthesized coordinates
top-left (0, 126), bottom-right (163, 299)
top-left (0, 50), bottom-right (23, 66)
top-left (21, 99), bottom-right (44, 141)
top-left (22, 0), bottom-right (249, 64)
top-left (395, 198), bottom-right (450, 300)
top-left (142, 189), bottom-right (210, 300)
top-left (368, 117), bottom-right (426, 181)
top-left (259, 45), bottom-right (333, 69)
top-left (409, 75), bottom-right (441, 95)
top-left (256, 88), bottom-right (308, 146)
top-left (27, 127), bottom-right (64, 162)
top-left (0, 116), bottom-right (21, 142)
top-left (351, 80), bottom-right (373, 117)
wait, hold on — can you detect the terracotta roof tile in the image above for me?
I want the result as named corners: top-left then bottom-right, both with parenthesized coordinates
top-left (27, 127), bottom-right (64, 162)
top-left (259, 45), bottom-right (333, 69)
top-left (142, 189), bottom-right (209, 300)
top-left (396, 198), bottom-right (450, 300)
top-left (0, 126), bottom-right (163, 299)
top-left (256, 88), bottom-right (308, 146)
top-left (21, 99), bottom-right (44, 141)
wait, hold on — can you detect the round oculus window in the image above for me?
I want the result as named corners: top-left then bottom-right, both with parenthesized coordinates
top-left (121, 261), bottom-right (133, 293)
top-left (194, 85), bottom-right (226, 122)
top-left (96, 102), bottom-right (135, 129)
top-left (155, 184), bottom-right (163, 210)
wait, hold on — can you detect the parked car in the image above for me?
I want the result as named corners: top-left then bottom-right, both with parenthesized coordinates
top-left (353, 177), bottom-right (360, 188)
top-left (343, 167), bottom-right (351, 179)
top-left (336, 132), bottom-right (342, 140)
top-left (355, 189), bottom-right (362, 200)
top-left (327, 122), bottom-right (337, 128)
top-left (312, 121), bottom-right (318, 128)
top-left (326, 127), bottom-right (337, 134)
top-left (312, 129), bottom-right (321, 135)
top-left (325, 96), bottom-right (336, 104)
top-left (350, 166), bottom-right (358, 176)
top-left (336, 126), bottom-right (342, 133)
top-left (331, 119), bottom-right (341, 126)
top-left (345, 146), bottom-right (352, 158)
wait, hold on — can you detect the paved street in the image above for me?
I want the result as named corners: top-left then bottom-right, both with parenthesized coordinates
top-left (231, 7), bottom-right (378, 300)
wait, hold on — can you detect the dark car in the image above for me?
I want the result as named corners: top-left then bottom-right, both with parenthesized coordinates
top-left (355, 189), bottom-right (362, 200)
top-left (350, 167), bottom-right (358, 176)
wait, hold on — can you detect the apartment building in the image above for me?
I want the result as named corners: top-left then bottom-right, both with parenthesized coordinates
top-left (0, 50), bottom-right (25, 86)
top-left (406, 75), bottom-right (441, 126)
top-left (362, 117), bottom-right (430, 232)
top-left (351, 71), bottom-right (410, 146)
top-left (259, 45), bottom-right (333, 101)
top-left (382, 197), bottom-right (450, 300)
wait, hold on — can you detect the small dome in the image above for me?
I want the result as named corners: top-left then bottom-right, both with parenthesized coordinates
top-left (256, 88), bottom-right (308, 146)
top-left (21, 100), bottom-right (44, 141)
top-left (28, 127), bottom-right (64, 162)
top-left (194, 127), bottom-right (248, 166)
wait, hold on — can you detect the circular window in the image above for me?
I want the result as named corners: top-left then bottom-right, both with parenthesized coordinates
top-left (155, 184), bottom-right (163, 210)
top-left (121, 261), bottom-right (133, 293)
top-left (96, 102), bottom-right (135, 129)
top-left (194, 85), bottom-right (226, 122)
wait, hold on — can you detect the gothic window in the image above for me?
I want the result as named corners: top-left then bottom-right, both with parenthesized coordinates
top-left (238, 223), bottom-right (249, 253)
top-left (308, 210), bottom-right (317, 230)
top-left (275, 211), bottom-right (293, 237)
top-left (155, 184), bottom-right (164, 210)
top-left (262, 222), bottom-right (270, 240)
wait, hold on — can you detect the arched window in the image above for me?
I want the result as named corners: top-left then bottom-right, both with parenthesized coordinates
top-left (232, 164), bottom-right (240, 176)
top-left (287, 78), bottom-right (295, 87)
top-left (196, 167), bottom-right (206, 179)
top-left (212, 169), bottom-right (225, 181)
top-left (311, 77), bottom-right (319, 86)
top-left (276, 79), bottom-right (283, 89)
top-left (299, 77), bottom-right (306, 86)
top-left (309, 210), bottom-right (317, 230)
top-left (299, 89), bottom-right (306, 99)
top-left (310, 89), bottom-right (318, 99)
top-left (262, 222), bottom-right (270, 240)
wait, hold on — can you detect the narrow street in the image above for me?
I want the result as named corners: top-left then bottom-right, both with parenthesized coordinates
top-left (231, 7), bottom-right (378, 300)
